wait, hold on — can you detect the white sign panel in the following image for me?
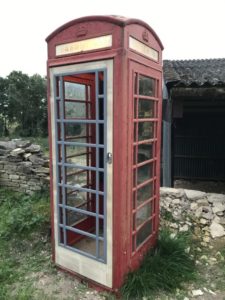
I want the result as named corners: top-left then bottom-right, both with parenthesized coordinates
top-left (56, 35), bottom-right (112, 56)
top-left (129, 36), bottom-right (159, 61)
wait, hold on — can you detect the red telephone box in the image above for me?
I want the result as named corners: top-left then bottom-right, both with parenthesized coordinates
top-left (46, 15), bottom-right (163, 290)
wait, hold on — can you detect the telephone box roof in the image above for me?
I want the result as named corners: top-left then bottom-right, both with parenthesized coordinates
top-left (46, 15), bottom-right (164, 50)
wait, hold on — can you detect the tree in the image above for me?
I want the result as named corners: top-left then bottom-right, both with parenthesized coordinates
top-left (0, 77), bottom-right (9, 136)
top-left (6, 71), bottom-right (47, 137)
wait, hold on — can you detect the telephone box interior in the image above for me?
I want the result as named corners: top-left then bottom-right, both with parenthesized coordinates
top-left (46, 15), bottom-right (163, 290)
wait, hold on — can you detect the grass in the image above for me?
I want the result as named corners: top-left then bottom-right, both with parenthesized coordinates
top-left (0, 188), bottom-right (52, 299)
top-left (3, 186), bottom-right (223, 300)
top-left (121, 230), bottom-right (197, 299)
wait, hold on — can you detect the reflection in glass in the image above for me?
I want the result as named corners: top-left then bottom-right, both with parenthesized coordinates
top-left (136, 220), bottom-right (152, 247)
top-left (70, 233), bottom-right (97, 256)
top-left (64, 82), bottom-right (86, 100)
top-left (137, 182), bottom-right (153, 205)
top-left (136, 203), bottom-right (152, 227)
top-left (137, 163), bottom-right (153, 184)
top-left (98, 72), bottom-right (104, 95)
top-left (139, 75), bottom-right (155, 96)
top-left (66, 209), bottom-right (89, 226)
top-left (138, 143), bottom-right (153, 163)
top-left (133, 169), bottom-right (137, 187)
top-left (134, 98), bottom-right (137, 119)
top-left (65, 167), bottom-right (89, 186)
top-left (134, 73), bottom-right (138, 94)
top-left (64, 123), bottom-right (90, 140)
top-left (133, 123), bottom-right (137, 142)
top-left (138, 122), bottom-right (154, 141)
top-left (138, 100), bottom-right (154, 118)
top-left (64, 145), bottom-right (91, 166)
top-left (132, 235), bottom-right (136, 252)
top-left (66, 187), bottom-right (88, 208)
top-left (65, 101), bottom-right (90, 119)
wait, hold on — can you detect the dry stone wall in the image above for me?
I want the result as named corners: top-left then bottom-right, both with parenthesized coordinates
top-left (1, 138), bottom-right (225, 244)
top-left (160, 187), bottom-right (225, 245)
top-left (0, 139), bottom-right (50, 195)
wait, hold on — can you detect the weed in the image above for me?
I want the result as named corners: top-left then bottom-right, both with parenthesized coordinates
top-left (0, 188), bottom-right (50, 238)
top-left (0, 188), bottom-right (51, 299)
top-left (160, 209), bottom-right (174, 222)
top-left (121, 229), bottom-right (196, 299)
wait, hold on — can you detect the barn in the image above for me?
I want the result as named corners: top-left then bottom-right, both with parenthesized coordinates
top-left (162, 58), bottom-right (225, 192)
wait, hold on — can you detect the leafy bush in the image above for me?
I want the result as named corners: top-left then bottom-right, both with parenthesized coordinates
top-left (0, 188), bottom-right (51, 299)
top-left (0, 189), bottom-right (50, 239)
top-left (121, 229), bottom-right (196, 299)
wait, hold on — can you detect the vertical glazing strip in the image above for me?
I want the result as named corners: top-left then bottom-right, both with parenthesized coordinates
top-left (103, 69), bottom-right (107, 262)
top-left (54, 76), bottom-right (61, 245)
top-left (85, 85), bottom-right (90, 210)
top-left (59, 76), bottom-right (67, 246)
top-left (95, 71), bottom-right (100, 258)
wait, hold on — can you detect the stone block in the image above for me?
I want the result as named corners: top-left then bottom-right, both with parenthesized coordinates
top-left (207, 193), bottom-right (225, 204)
top-left (210, 222), bottom-right (225, 238)
top-left (160, 187), bottom-right (185, 198)
top-left (184, 189), bottom-right (206, 201)
top-left (9, 174), bottom-right (20, 180)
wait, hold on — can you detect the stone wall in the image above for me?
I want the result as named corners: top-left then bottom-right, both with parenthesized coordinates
top-left (160, 187), bottom-right (225, 245)
top-left (0, 140), bottom-right (50, 195)
top-left (1, 138), bottom-right (225, 243)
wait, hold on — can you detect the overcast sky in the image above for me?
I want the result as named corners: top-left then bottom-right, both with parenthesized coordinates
top-left (1, 0), bottom-right (225, 77)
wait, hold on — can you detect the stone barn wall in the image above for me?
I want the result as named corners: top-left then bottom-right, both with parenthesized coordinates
top-left (0, 140), bottom-right (50, 195)
top-left (160, 187), bottom-right (225, 244)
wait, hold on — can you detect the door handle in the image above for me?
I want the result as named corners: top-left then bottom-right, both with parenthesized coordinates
top-left (107, 152), bottom-right (112, 164)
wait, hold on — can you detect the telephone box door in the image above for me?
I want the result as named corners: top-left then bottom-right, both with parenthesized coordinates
top-left (49, 60), bottom-right (113, 287)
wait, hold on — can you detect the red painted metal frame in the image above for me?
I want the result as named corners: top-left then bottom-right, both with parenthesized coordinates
top-left (46, 15), bottom-right (163, 291)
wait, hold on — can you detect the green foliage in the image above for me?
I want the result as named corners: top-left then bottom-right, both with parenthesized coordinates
top-left (0, 71), bottom-right (47, 137)
top-left (0, 188), bottom-right (50, 239)
top-left (0, 76), bottom-right (9, 136)
top-left (121, 229), bottom-right (196, 299)
top-left (0, 188), bottom-right (51, 299)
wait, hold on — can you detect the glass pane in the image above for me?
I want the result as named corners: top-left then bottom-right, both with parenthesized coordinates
top-left (137, 182), bottom-right (153, 205)
top-left (133, 146), bottom-right (137, 164)
top-left (134, 123), bottom-right (137, 142)
top-left (65, 209), bottom-right (92, 226)
top-left (136, 220), bottom-right (152, 247)
top-left (97, 173), bottom-right (104, 192)
top-left (64, 123), bottom-right (93, 142)
top-left (138, 143), bottom-right (153, 163)
top-left (65, 101), bottom-right (90, 119)
top-left (98, 240), bottom-right (104, 259)
top-left (133, 169), bottom-right (137, 187)
top-left (99, 98), bottom-right (104, 120)
top-left (98, 71), bottom-right (104, 95)
top-left (138, 122), bottom-right (154, 141)
top-left (59, 228), bottom-right (64, 244)
top-left (65, 187), bottom-right (97, 213)
top-left (137, 163), bottom-right (153, 184)
top-left (136, 203), bottom-right (152, 227)
top-left (98, 219), bottom-right (104, 238)
top-left (139, 75), bottom-right (155, 97)
top-left (68, 232), bottom-right (97, 256)
top-left (132, 235), bottom-right (136, 252)
top-left (133, 191), bottom-right (136, 209)
top-left (64, 145), bottom-right (92, 166)
top-left (64, 82), bottom-right (86, 100)
top-left (65, 167), bottom-right (90, 187)
top-left (138, 100), bottom-right (154, 118)
top-left (134, 98), bottom-right (137, 119)
top-left (134, 73), bottom-right (138, 94)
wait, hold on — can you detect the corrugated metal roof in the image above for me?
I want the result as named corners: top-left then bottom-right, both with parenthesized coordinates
top-left (163, 58), bottom-right (225, 87)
